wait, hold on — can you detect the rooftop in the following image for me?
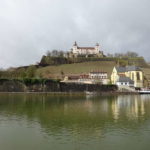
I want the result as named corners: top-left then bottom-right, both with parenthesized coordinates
top-left (126, 66), bottom-right (141, 71)
top-left (90, 71), bottom-right (107, 74)
top-left (73, 41), bottom-right (99, 50)
top-left (77, 47), bottom-right (95, 49)
top-left (116, 66), bottom-right (142, 72)
top-left (117, 76), bottom-right (134, 84)
top-left (116, 67), bottom-right (126, 73)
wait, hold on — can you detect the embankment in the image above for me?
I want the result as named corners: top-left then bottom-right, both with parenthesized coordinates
top-left (0, 79), bottom-right (117, 93)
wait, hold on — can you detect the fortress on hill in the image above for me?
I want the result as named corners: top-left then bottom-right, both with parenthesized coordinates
top-left (69, 41), bottom-right (104, 58)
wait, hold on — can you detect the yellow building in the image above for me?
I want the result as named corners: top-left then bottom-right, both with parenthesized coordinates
top-left (111, 66), bottom-right (143, 88)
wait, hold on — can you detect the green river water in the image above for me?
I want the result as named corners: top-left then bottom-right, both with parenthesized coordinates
top-left (0, 93), bottom-right (150, 150)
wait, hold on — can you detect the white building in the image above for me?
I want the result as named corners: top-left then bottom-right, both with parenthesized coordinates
top-left (70, 41), bottom-right (104, 57)
top-left (89, 71), bottom-right (109, 84)
top-left (116, 76), bottom-right (134, 87)
top-left (89, 71), bottom-right (107, 79)
top-left (61, 71), bottom-right (109, 85)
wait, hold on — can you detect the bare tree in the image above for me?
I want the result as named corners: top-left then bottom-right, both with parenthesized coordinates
top-left (46, 50), bottom-right (51, 57)
top-left (126, 51), bottom-right (138, 57)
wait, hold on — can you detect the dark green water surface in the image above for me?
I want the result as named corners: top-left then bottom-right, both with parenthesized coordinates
top-left (0, 93), bottom-right (150, 150)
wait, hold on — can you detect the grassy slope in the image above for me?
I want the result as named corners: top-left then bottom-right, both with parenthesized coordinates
top-left (142, 68), bottom-right (150, 80)
top-left (36, 61), bottom-right (116, 79)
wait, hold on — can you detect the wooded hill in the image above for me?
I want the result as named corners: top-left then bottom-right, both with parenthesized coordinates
top-left (0, 55), bottom-right (149, 80)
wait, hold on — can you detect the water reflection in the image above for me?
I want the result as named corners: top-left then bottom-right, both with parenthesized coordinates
top-left (111, 95), bottom-right (150, 121)
top-left (0, 94), bottom-right (150, 128)
top-left (0, 94), bottom-right (150, 150)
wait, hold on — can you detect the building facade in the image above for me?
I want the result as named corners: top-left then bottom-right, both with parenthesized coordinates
top-left (70, 41), bottom-right (104, 57)
top-left (116, 76), bottom-right (134, 87)
top-left (89, 71), bottom-right (108, 84)
top-left (111, 66), bottom-right (143, 88)
top-left (61, 71), bottom-right (109, 85)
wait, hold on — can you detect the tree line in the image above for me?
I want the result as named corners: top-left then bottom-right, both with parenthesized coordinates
top-left (107, 51), bottom-right (139, 58)
top-left (0, 65), bottom-right (37, 79)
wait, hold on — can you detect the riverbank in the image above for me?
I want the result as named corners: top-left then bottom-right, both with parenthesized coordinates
top-left (0, 79), bottom-right (142, 95)
top-left (0, 91), bottom-right (139, 96)
top-left (0, 79), bottom-right (117, 93)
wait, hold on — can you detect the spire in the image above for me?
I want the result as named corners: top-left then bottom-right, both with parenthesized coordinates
top-left (73, 41), bottom-right (77, 46)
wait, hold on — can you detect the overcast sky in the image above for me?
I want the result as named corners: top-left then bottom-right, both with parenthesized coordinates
top-left (0, 0), bottom-right (150, 68)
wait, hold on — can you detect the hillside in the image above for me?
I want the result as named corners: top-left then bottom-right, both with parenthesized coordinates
top-left (36, 61), bottom-right (116, 79)
top-left (39, 55), bottom-right (148, 67)
top-left (1, 56), bottom-right (149, 80)
top-left (142, 68), bottom-right (150, 86)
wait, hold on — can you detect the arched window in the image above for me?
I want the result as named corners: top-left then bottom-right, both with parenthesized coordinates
top-left (132, 73), bottom-right (134, 80)
top-left (137, 72), bottom-right (140, 80)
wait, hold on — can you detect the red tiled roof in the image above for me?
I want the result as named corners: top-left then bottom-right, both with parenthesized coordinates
top-left (90, 71), bottom-right (107, 74)
top-left (77, 47), bottom-right (95, 49)
top-left (80, 74), bottom-right (89, 79)
top-left (68, 75), bottom-right (80, 80)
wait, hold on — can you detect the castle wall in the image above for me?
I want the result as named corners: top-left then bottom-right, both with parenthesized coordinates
top-left (72, 42), bottom-right (101, 56)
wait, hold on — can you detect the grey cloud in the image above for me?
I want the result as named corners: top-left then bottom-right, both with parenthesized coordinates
top-left (0, 0), bottom-right (150, 68)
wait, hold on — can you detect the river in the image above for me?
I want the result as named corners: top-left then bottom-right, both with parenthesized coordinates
top-left (0, 93), bottom-right (150, 150)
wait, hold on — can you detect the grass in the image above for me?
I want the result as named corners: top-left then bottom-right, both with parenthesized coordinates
top-left (36, 61), bottom-right (116, 79)
top-left (142, 68), bottom-right (150, 80)
top-left (36, 60), bottom-right (150, 81)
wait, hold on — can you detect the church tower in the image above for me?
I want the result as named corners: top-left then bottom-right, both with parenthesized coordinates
top-left (72, 41), bottom-right (78, 54)
top-left (95, 43), bottom-right (100, 53)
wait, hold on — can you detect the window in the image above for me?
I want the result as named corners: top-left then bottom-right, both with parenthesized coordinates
top-left (132, 73), bottom-right (134, 80)
top-left (137, 72), bottom-right (140, 80)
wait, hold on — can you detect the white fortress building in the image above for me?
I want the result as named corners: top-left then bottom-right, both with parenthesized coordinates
top-left (69, 41), bottom-right (104, 57)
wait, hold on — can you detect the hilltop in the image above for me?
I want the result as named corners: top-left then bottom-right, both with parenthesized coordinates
top-left (0, 56), bottom-right (149, 80)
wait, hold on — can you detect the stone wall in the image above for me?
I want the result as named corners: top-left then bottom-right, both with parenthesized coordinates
top-left (0, 79), bottom-right (117, 92)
